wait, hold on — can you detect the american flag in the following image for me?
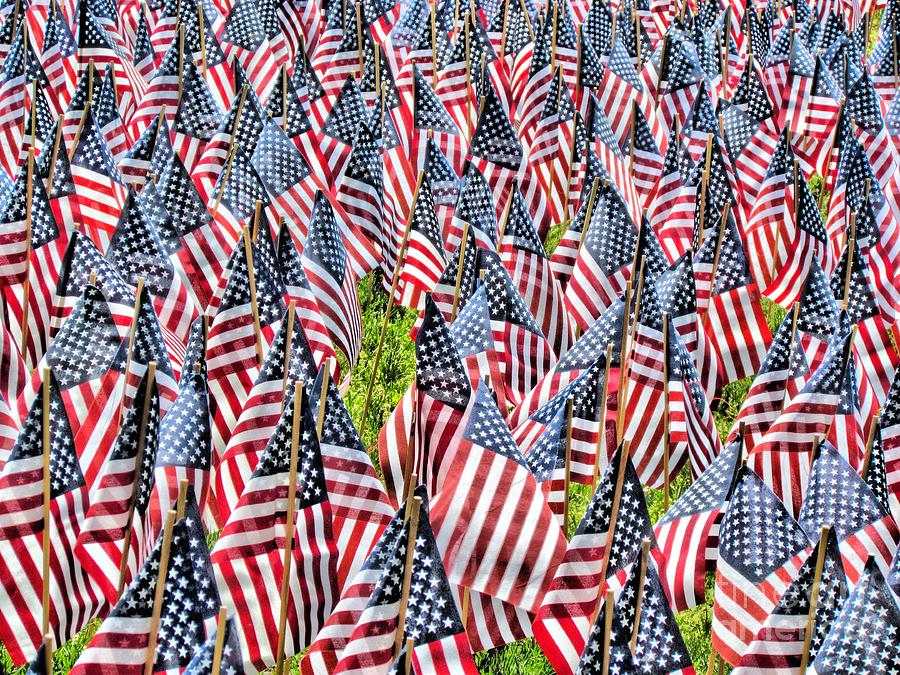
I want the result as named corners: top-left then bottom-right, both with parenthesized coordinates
top-left (575, 553), bottom-right (695, 674)
top-left (301, 192), bottom-right (363, 386)
top-left (430, 382), bottom-right (567, 611)
top-left (320, 77), bottom-right (368, 184)
top-left (655, 437), bottom-right (743, 612)
top-left (309, 363), bottom-right (394, 588)
top-left (70, 497), bottom-right (220, 674)
top-left (396, 176), bottom-right (447, 311)
top-left (335, 122), bottom-right (384, 248)
top-left (800, 441), bottom-right (899, 586)
top-left (532, 445), bottom-right (658, 675)
top-left (127, 38), bottom-right (179, 144)
top-left (302, 492), bottom-right (410, 674)
top-left (710, 467), bottom-right (812, 666)
top-left (212, 386), bottom-right (339, 671)
top-left (648, 119), bottom-right (695, 263)
top-left (329, 492), bottom-right (480, 675)
top-left (0, 22), bottom-right (45, 179)
top-left (39, 1), bottom-right (78, 112)
top-left (130, 6), bottom-right (155, 81)
top-left (212, 301), bottom-right (317, 523)
top-left (218, 0), bottom-right (279, 101)
top-left (733, 527), bottom-right (847, 674)
top-left (69, 107), bottom-right (127, 252)
top-left (478, 248), bottom-right (555, 406)
top-left (379, 298), bottom-right (471, 503)
top-left (172, 61), bottom-right (224, 174)
top-left (499, 182), bottom-right (575, 358)
top-left (729, 308), bottom-right (810, 453)
top-left (75, 368), bottom-right (161, 606)
top-left (184, 614), bottom-right (244, 674)
top-left (809, 560), bottom-right (900, 673)
top-left (0, 150), bottom-right (46, 288)
top-left (447, 160), bottom-right (498, 252)
top-left (0, 370), bottom-right (100, 666)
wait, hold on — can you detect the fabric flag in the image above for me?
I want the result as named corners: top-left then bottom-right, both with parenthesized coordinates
top-left (710, 468), bottom-right (812, 666)
top-left (574, 554), bottom-right (695, 675)
top-left (70, 496), bottom-right (220, 674)
top-left (799, 442), bottom-right (899, 586)
top-left (0, 371), bottom-right (100, 665)
top-left (533, 445), bottom-right (659, 675)
top-left (74, 369), bottom-right (161, 606)
top-left (395, 175), bottom-right (447, 311)
top-left (330, 490), bottom-right (480, 675)
top-left (655, 437), bottom-right (744, 612)
top-left (309, 364), bottom-right (394, 589)
top-left (809, 560), bottom-right (900, 673)
top-left (733, 527), bottom-right (847, 674)
top-left (212, 386), bottom-right (338, 671)
top-left (218, 0), bottom-right (278, 100)
top-left (212, 302), bottom-right (318, 525)
top-left (430, 382), bottom-right (567, 611)
top-left (184, 615), bottom-right (244, 674)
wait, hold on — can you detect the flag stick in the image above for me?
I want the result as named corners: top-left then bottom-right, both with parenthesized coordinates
top-left (44, 117), bottom-right (64, 195)
top-left (116, 277), bottom-right (147, 432)
top-left (175, 478), bottom-right (190, 520)
top-left (779, 302), bottom-right (801, 414)
top-left (395, 496), bottom-right (423, 659)
top-left (628, 101), bottom-right (638, 178)
top-left (211, 606), bottom-right (228, 674)
top-left (600, 588), bottom-right (615, 675)
top-left (694, 134), bottom-right (714, 252)
top-left (798, 525), bottom-right (832, 674)
top-left (404, 637), bottom-right (414, 675)
top-left (211, 143), bottom-right (239, 218)
top-left (116, 362), bottom-right (158, 598)
top-left (722, 7), bottom-right (732, 96)
top-left (618, 258), bottom-right (646, 442)
top-left (43, 633), bottom-right (53, 673)
top-left (705, 648), bottom-right (719, 675)
top-left (144, 509), bottom-right (177, 675)
top-left (359, 172), bottom-right (426, 440)
top-left (274, 383), bottom-right (303, 675)
top-left (841, 213), bottom-right (857, 309)
top-left (630, 539), bottom-right (652, 651)
top-left (818, 105), bottom-right (842, 211)
top-left (430, 4), bottom-right (438, 86)
top-left (450, 221), bottom-right (472, 320)
top-left (550, 0), bottom-right (559, 70)
top-left (316, 358), bottom-right (333, 439)
top-left (770, 129), bottom-right (792, 279)
top-left (251, 199), bottom-right (262, 243)
top-left (242, 225), bottom-right (265, 367)
top-left (281, 301), bottom-right (296, 405)
top-left (662, 312), bottom-right (671, 509)
top-left (496, 180), bottom-right (517, 248)
top-left (615, 282), bottom-right (633, 444)
top-left (177, 24), bottom-right (185, 101)
top-left (654, 36), bottom-right (668, 105)
top-left (498, 0), bottom-right (510, 59)
top-left (356, 1), bottom-right (364, 78)
top-left (562, 396), bottom-right (575, 537)
top-left (861, 411), bottom-right (880, 480)
top-left (69, 96), bottom-right (93, 160)
top-left (41, 368), bottom-right (52, 636)
top-left (577, 178), bottom-right (602, 251)
top-left (701, 203), bottom-right (730, 325)
top-left (198, 1), bottom-right (208, 76)
top-left (591, 441), bottom-right (631, 625)
top-left (20, 143), bottom-right (35, 358)
top-left (593, 344), bottom-right (614, 490)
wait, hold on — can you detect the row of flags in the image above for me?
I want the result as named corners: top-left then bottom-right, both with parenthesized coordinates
top-left (0, 0), bottom-right (900, 670)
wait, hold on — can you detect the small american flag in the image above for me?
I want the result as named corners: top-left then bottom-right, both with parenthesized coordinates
top-left (710, 467), bottom-right (811, 666)
top-left (184, 614), bottom-right (244, 674)
top-left (733, 528), bottom-right (847, 674)
top-left (809, 560), bottom-right (900, 673)
top-left (212, 386), bottom-right (339, 671)
top-left (219, 0), bottom-right (279, 100)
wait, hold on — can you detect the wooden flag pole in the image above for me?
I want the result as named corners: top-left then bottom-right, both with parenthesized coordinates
top-left (198, 2), bottom-right (208, 76)
top-left (116, 362), bottom-right (158, 598)
top-left (562, 396), bottom-right (575, 537)
top-left (630, 539), bottom-right (652, 651)
top-left (615, 281), bottom-right (633, 444)
top-left (359, 172), bottom-right (426, 440)
top-left (798, 525), bottom-right (832, 674)
top-left (44, 118), bottom-right (63, 195)
top-left (842, 213), bottom-right (857, 309)
top-left (430, 3), bottom-right (438, 86)
top-left (43, 633), bottom-right (53, 673)
top-left (404, 637), bottom-right (415, 675)
top-left (628, 101), bottom-right (638, 178)
top-left (600, 588), bottom-right (615, 675)
top-left (356, 1), bottom-right (364, 78)
top-left (281, 301), bottom-right (297, 405)
top-left (144, 510), bottom-right (177, 675)
top-left (211, 143), bottom-right (239, 218)
top-left (316, 358), bottom-right (333, 439)
top-left (450, 221), bottom-right (472, 320)
top-left (592, 344), bottom-right (614, 490)
top-left (460, 586), bottom-right (471, 629)
top-left (19, 143), bottom-right (35, 355)
top-left (175, 478), bottom-right (190, 519)
top-left (550, 0), bottom-right (559, 70)
top-left (694, 134), bottom-right (714, 252)
top-left (577, 178), bottom-right (602, 252)
top-left (590, 442), bottom-right (631, 625)
top-left (701, 203), bottom-right (730, 326)
top-left (274, 382), bottom-right (304, 675)
top-left (861, 411), bottom-right (881, 480)
top-left (655, 35), bottom-right (668, 106)
top-left (242, 225), bottom-right (265, 367)
top-left (617, 259), bottom-right (646, 442)
top-left (116, 277), bottom-right (147, 432)
top-left (496, 180), bottom-right (517, 248)
top-left (779, 302), bottom-right (801, 414)
top-left (395, 496), bottom-right (423, 659)
top-left (771, 136), bottom-right (793, 278)
top-left (662, 313), bottom-right (671, 510)
top-left (211, 606), bottom-right (228, 674)
top-left (41, 368), bottom-right (52, 637)
top-left (251, 199), bottom-right (262, 243)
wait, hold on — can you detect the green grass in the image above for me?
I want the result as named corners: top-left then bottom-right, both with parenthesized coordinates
top-left (4, 263), bottom-right (786, 673)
